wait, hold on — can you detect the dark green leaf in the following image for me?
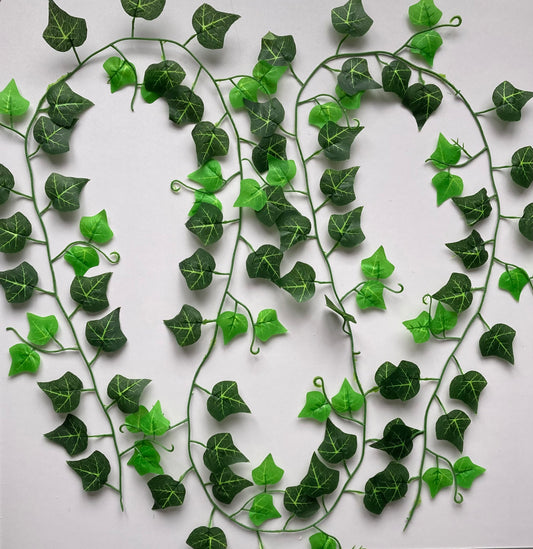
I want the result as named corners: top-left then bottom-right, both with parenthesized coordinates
top-left (519, 203), bottom-right (533, 241)
top-left (164, 304), bottom-right (202, 346)
top-left (33, 116), bottom-right (72, 154)
top-left (356, 280), bottom-right (386, 310)
top-left (8, 343), bottom-right (40, 376)
top-left (67, 450), bottom-right (110, 492)
top-left (166, 86), bottom-right (204, 126)
top-left (435, 409), bottom-right (471, 451)
top-left (430, 133), bottom-right (461, 169)
top-left (186, 526), bottom-right (227, 549)
top-left (429, 302), bottom-right (457, 335)
top-left (203, 432), bottom-right (248, 473)
top-left (43, 0), bottom-right (87, 52)
top-left (363, 462), bottom-right (409, 514)
top-left (70, 272), bottom-right (111, 312)
top-left (338, 58), bottom-right (381, 95)
top-left (361, 245), bottom-right (395, 279)
top-left (147, 474), bottom-right (186, 509)
top-left (27, 312), bottom-right (59, 345)
top-left (283, 485), bottom-right (319, 518)
top-left (300, 453), bottom-right (339, 497)
top-left (207, 380), bottom-right (250, 421)
top-left (192, 121), bottom-right (229, 165)
top-left (210, 467), bottom-right (252, 504)
top-left (255, 186), bottom-right (294, 226)
top-left (498, 267), bottom-right (530, 301)
top-left (309, 533), bottom-right (338, 549)
top-left (0, 212), bottom-right (32, 253)
top-left (445, 230), bottom-right (488, 269)
top-left (402, 83), bottom-right (442, 130)
top-left (375, 360), bottom-right (420, 401)
top-left (422, 467), bottom-right (452, 498)
top-left (192, 3), bottom-right (240, 49)
top-left (277, 210), bottom-right (311, 251)
top-left (318, 121), bottom-right (363, 161)
top-left (328, 207), bottom-right (365, 247)
top-left (318, 418), bottom-right (357, 464)
top-left (409, 30), bottom-right (442, 67)
top-left (46, 81), bottom-right (93, 127)
top-left (252, 134), bottom-right (287, 173)
top-left (216, 311), bottom-right (248, 344)
top-left (179, 248), bottom-right (215, 291)
top-left (454, 456), bottom-right (485, 489)
top-left (510, 146), bottom-right (533, 188)
top-left (325, 296), bottom-right (356, 326)
top-left (144, 60), bottom-right (185, 96)
top-left (0, 79), bottom-right (30, 116)
top-left (370, 419), bottom-right (420, 460)
top-left (382, 60), bottom-right (411, 98)
top-left (106, 374), bottom-right (151, 413)
top-left (492, 81), bottom-right (533, 122)
top-left (403, 311), bottom-right (431, 343)
top-left (185, 203), bottom-right (223, 246)
top-left (128, 440), bottom-right (164, 476)
top-left (449, 371), bottom-right (487, 413)
top-left (38, 371), bottom-right (83, 413)
top-left (44, 173), bottom-right (89, 212)
top-left (479, 323), bottom-right (516, 364)
top-left (248, 493), bottom-right (281, 526)
top-left (103, 57), bottom-right (136, 93)
top-left (85, 308), bottom-right (127, 352)
top-left (331, 0), bottom-right (373, 37)
top-left (452, 188), bottom-right (492, 226)
top-left (432, 171), bottom-right (464, 205)
top-left (0, 261), bottom-right (38, 303)
top-left (44, 414), bottom-right (88, 456)
top-left (432, 272), bottom-right (473, 313)
top-left (254, 308), bottom-right (287, 342)
top-left (408, 0), bottom-right (442, 26)
top-left (258, 32), bottom-right (296, 66)
top-left (120, 0), bottom-right (166, 20)
top-left (0, 164), bottom-right (15, 205)
top-left (298, 391), bottom-right (331, 422)
top-left (64, 245), bottom-right (99, 276)
top-left (246, 244), bottom-right (283, 282)
top-left (243, 98), bottom-right (285, 138)
top-left (278, 261), bottom-right (316, 302)
top-left (252, 454), bottom-right (284, 485)
top-left (320, 166), bottom-right (358, 205)
top-left (80, 210), bottom-right (113, 244)
top-left (309, 102), bottom-right (343, 129)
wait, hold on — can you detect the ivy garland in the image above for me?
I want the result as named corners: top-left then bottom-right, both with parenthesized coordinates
top-left (1, 1), bottom-right (532, 547)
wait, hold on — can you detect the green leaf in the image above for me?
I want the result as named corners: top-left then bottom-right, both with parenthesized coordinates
top-left (283, 485), bottom-right (319, 518)
top-left (430, 133), bottom-right (461, 169)
top-left (298, 391), bottom-right (331, 422)
top-left (0, 79), bottom-right (30, 116)
top-left (70, 272), bottom-right (111, 312)
top-left (33, 116), bottom-right (72, 154)
top-left (363, 462), bottom-right (409, 514)
top-left (38, 371), bottom-right (83, 412)
top-left (43, 0), bottom-right (87, 52)
top-left (252, 454), bottom-right (284, 485)
top-left (0, 212), bottom-right (32, 253)
top-left (203, 432), bottom-right (248, 473)
top-left (454, 456), bottom-right (485, 489)
top-left (188, 160), bottom-right (225, 193)
top-left (519, 203), bottom-right (533, 241)
top-left (331, 0), bottom-right (373, 37)
top-left (179, 248), bottom-right (215, 291)
top-left (318, 418), bottom-right (357, 464)
top-left (498, 267), bottom-right (530, 301)
top-left (255, 186), bottom-right (293, 226)
top-left (449, 371), bottom-right (487, 413)
top-left (252, 134), bottom-right (287, 173)
top-left (147, 474), bottom-right (186, 509)
top-left (422, 467), bottom-right (453, 498)
top-left (210, 467), bottom-right (253, 504)
top-left (381, 60), bottom-right (411, 99)
top-left (309, 102), bottom-right (343, 129)
top-left (233, 179), bottom-right (267, 211)
top-left (403, 311), bottom-right (431, 343)
top-left (188, 190), bottom-right (222, 217)
top-left (186, 526), bottom-right (227, 549)
top-left (143, 60), bottom-right (185, 96)
top-left (106, 374), bottom-right (151, 414)
top-left (278, 261), bottom-right (316, 303)
top-left (318, 121), bottom-right (364, 161)
top-left (402, 83), bottom-right (442, 130)
top-left (246, 244), bottom-right (283, 282)
top-left (103, 56), bottom-right (136, 93)
top-left (120, 0), bottom-right (166, 20)
top-left (166, 86), bottom-right (204, 126)
top-left (356, 280), bottom-right (386, 310)
top-left (44, 173), bottom-right (89, 212)
top-left (216, 311), bottom-right (248, 344)
top-left (338, 58), bottom-right (381, 95)
top-left (479, 323), bottom-right (516, 364)
top-left (192, 121), bottom-right (229, 165)
top-left (429, 302), bottom-right (457, 335)
top-left (452, 188), bottom-right (492, 226)
top-left (370, 418), bottom-right (420, 460)
top-left (80, 209), bottom-right (113, 244)
top-left (309, 532), bottom-right (338, 549)
top-left (277, 210), bottom-right (311, 251)
top-left (432, 272), bottom-right (473, 313)
top-left (27, 312), bottom-right (59, 345)
top-left (128, 440), bottom-right (164, 476)
top-left (258, 31), bottom-right (296, 66)
top-left (361, 245), bottom-right (394, 279)
top-left (141, 84), bottom-right (159, 103)
top-left (164, 304), bottom-right (202, 346)
top-left (85, 308), bottom-right (127, 352)
top-left (254, 309), bottom-right (287, 342)
top-left (8, 343), bottom-right (40, 376)
top-left (229, 77), bottom-right (260, 109)
top-left (325, 295), bottom-right (356, 326)
top-left (249, 493), bottom-right (281, 526)
top-left (432, 171), bottom-right (463, 205)
top-left (64, 245), bottom-right (99, 276)
top-left (492, 81), bottom-right (533, 122)
top-left (207, 380), bottom-right (250, 421)
top-left (125, 401), bottom-right (170, 436)
top-left (252, 61), bottom-right (287, 95)
top-left (510, 145), bottom-right (533, 188)
top-left (300, 453), bottom-right (339, 497)
top-left (46, 81), bottom-right (93, 127)
top-left (436, 409), bottom-right (471, 451)
top-left (375, 360), bottom-right (420, 401)
top-left (409, 30), bottom-right (442, 66)
top-left (408, 0), bottom-right (442, 26)
top-left (331, 379), bottom-right (363, 413)
top-left (445, 229), bottom-right (488, 269)
top-left (0, 164), bottom-right (15, 205)
top-left (335, 85), bottom-right (365, 109)
top-left (320, 166), bottom-right (358, 205)
top-left (0, 261), bottom-right (38, 304)
top-left (44, 414), bottom-right (88, 456)
top-left (185, 203), bottom-right (223, 245)
top-left (266, 156), bottom-right (296, 187)
top-left (328, 207), bottom-right (365, 247)
top-left (192, 3), bottom-right (240, 49)
top-left (67, 450), bottom-right (110, 492)
top-left (244, 98), bottom-right (285, 138)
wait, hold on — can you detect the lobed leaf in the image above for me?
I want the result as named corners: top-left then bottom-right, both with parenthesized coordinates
top-left (277, 210), bottom-right (311, 251)
top-left (328, 207), bottom-right (365, 247)
top-left (422, 467), bottom-right (452, 498)
top-left (33, 116), bottom-right (72, 154)
top-left (435, 410), bottom-right (471, 451)
top-left (64, 245), bottom-right (99, 276)
top-left (45, 173), bottom-right (89, 211)
top-left (186, 526), bottom-right (227, 549)
top-left (408, 0), bottom-right (442, 26)
top-left (128, 440), bottom-right (164, 476)
top-left (318, 418), bottom-right (357, 464)
top-left (210, 467), bottom-right (253, 504)
top-left (27, 312), bottom-right (59, 345)
top-left (278, 261), bottom-right (316, 302)
top-left (44, 414), bottom-right (88, 456)
top-left (192, 3), bottom-right (240, 50)
top-left (103, 56), bottom-right (136, 93)
top-left (510, 145), bottom-right (533, 188)
top-left (430, 133), bottom-right (461, 169)
top-left (0, 79), bottom-right (30, 116)
top-left (320, 166), bottom-right (358, 205)
top-left (298, 390), bottom-right (331, 422)
top-left (67, 450), bottom-right (110, 492)
top-left (432, 272), bottom-right (473, 313)
top-left (147, 474), bottom-right (186, 510)
top-left (331, 0), bottom-right (373, 37)
top-left (80, 210), bottom-right (113, 243)
top-left (249, 493), bottom-right (281, 526)
top-left (164, 304), bottom-right (203, 346)
top-left (318, 121), bottom-right (363, 161)
top-left (252, 454), bottom-right (284, 485)
top-left (492, 81), bottom-right (533, 122)
top-left (402, 83), bottom-right (442, 130)
top-left (166, 86), bottom-right (204, 126)
top-left (283, 485), bottom-right (319, 518)
top-left (498, 267), bottom-right (530, 301)
top-left (452, 188), bottom-right (492, 226)
top-left (382, 60), bottom-right (411, 99)
top-left (246, 244), bottom-right (283, 282)
top-left (479, 323), bottom-right (516, 364)
top-left (0, 164), bottom-right (15, 205)
top-left (299, 453), bottom-right (339, 498)
top-left (449, 371), bottom-right (487, 413)
top-left (46, 81), bottom-right (93, 127)
top-left (185, 203), bottom-right (223, 245)
top-left (192, 121), bottom-right (229, 165)
top-left (0, 212), bottom-right (32, 253)
top-left (216, 311), bottom-right (248, 344)
top-left (43, 0), bottom-right (87, 52)
top-left (120, 0), bottom-right (166, 20)
top-left (144, 60), bottom-right (185, 96)
top-left (0, 261), bottom-right (39, 304)
top-left (403, 311), bottom-right (431, 343)
top-left (207, 380), bottom-right (251, 421)
top-left (70, 272), bottom-right (112, 312)
top-left (252, 134), bottom-right (287, 173)
top-left (409, 30), bottom-right (442, 67)
top-left (107, 374), bottom-right (151, 413)
top-left (519, 203), bottom-right (533, 241)
top-left (432, 171), bottom-right (463, 205)
top-left (445, 230), bottom-right (488, 269)
top-left (375, 360), bottom-right (420, 401)
top-left (258, 31), bottom-right (296, 66)
top-left (363, 462), bottom-right (409, 514)
top-left (38, 371), bottom-right (83, 412)
top-left (338, 58), bottom-right (381, 95)
top-left (361, 245), bottom-right (395, 279)
top-left (356, 280), bottom-right (386, 310)
top-left (188, 160), bottom-right (225, 193)
top-left (8, 343), bottom-right (40, 376)
top-left (233, 179), bottom-right (267, 211)
top-left (203, 432), bottom-right (248, 473)
top-left (254, 308), bottom-right (287, 342)
top-left (179, 248), bottom-right (215, 291)
top-left (85, 308), bottom-right (127, 352)
top-left (454, 456), bottom-right (485, 489)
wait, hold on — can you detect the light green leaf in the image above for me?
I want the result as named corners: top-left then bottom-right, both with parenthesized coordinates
top-left (403, 311), bottom-right (431, 343)
top-left (140, 84), bottom-right (159, 103)
top-left (44, 414), bottom-right (88, 456)
top-left (67, 450), bottom-right (110, 492)
top-left (252, 134), bottom-right (287, 173)
top-left (147, 474), bottom-right (186, 510)
top-left (252, 454), bottom-right (284, 485)
top-left (422, 467), bottom-right (453, 498)
top-left (106, 374), bottom-right (151, 413)
top-left (64, 245), bottom-right (99, 276)
top-left (258, 31), bottom-right (296, 66)
top-left (498, 267), bottom-right (530, 301)
top-left (0, 212), bottom-right (32, 253)
top-left (252, 61), bottom-right (287, 95)
top-left (128, 440), bottom-right (164, 476)
top-left (192, 121), bottom-right (229, 165)
top-left (356, 280), bottom-right (386, 310)
top-left (429, 302), bottom-right (457, 335)
top-left (45, 173), bottom-right (89, 211)
top-left (207, 380), bottom-right (250, 421)
top-left (166, 86), bottom-right (204, 126)
top-left (103, 56), bottom-right (136, 93)
top-left (331, 0), bottom-right (373, 37)
top-left (43, 0), bottom-right (87, 52)
top-left (266, 156), bottom-right (297, 187)
top-left (229, 77), bottom-right (260, 109)
top-left (298, 391), bottom-right (331, 422)
top-left (454, 456), bottom-right (485, 489)
top-left (0, 79), bottom-right (30, 116)
top-left (85, 308), bottom-right (127, 352)
top-left (179, 248), bottom-right (215, 291)
top-left (432, 172), bottom-right (463, 205)
top-left (0, 261), bottom-right (39, 304)
top-left (409, 30), bottom-right (442, 66)
top-left (436, 409), bottom-right (471, 451)
top-left (452, 188), bottom-right (492, 226)
top-left (9, 343), bottom-right (40, 376)
top-left (37, 371), bottom-right (83, 412)
top-left (80, 209), bottom-right (113, 244)
top-left (216, 311), bottom-right (248, 344)
top-left (309, 102), bottom-right (343, 129)
top-left (402, 83), bottom-right (442, 130)
top-left (382, 60), bottom-right (411, 99)
top-left (363, 462), bottom-right (409, 514)
top-left (233, 179), bottom-right (267, 211)
top-left (318, 121), bottom-right (364, 161)
top-left (449, 371), bottom-right (487, 413)
top-left (185, 203), bottom-right (223, 246)
top-left (432, 272), bottom-right (473, 313)
top-left (164, 304), bottom-right (203, 347)
top-left (492, 81), bottom-right (533, 122)
top-left (33, 116), bottom-right (72, 154)
top-left (479, 323), bottom-right (516, 364)
top-left (278, 261), bottom-right (316, 302)
top-left (254, 308), bottom-right (287, 342)
top-left (510, 146), bottom-right (533, 188)
top-left (331, 379), bottom-right (363, 413)
top-left (46, 81), bottom-right (93, 127)
top-left (408, 0), bottom-right (442, 26)
top-left (125, 400), bottom-right (170, 436)
top-left (445, 229), bottom-right (488, 269)
top-left (335, 85), bottom-right (365, 109)
top-left (188, 160), bottom-right (225, 193)
top-left (188, 190), bottom-right (222, 217)
top-left (430, 133), bottom-right (461, 169)
top-left (27, 312), bottom-right (59, 345)
top-left (120, 0), bottom-right (166, 20)
top-left (192, 3), bottom-right (240, 50)
top-left (338, 57), bottom-right (381, 95)
top-left (277, 210), bottom-right (311, 251)
top-left (186, 526), bottom-right (227, 549)
top-left (318, 418), bottom-right (357, 464)
top-left (361, 245), bottom-right (394, 279)
top-left (375, 360), bottom-right (420, 401)
top-left (249, 493), bottom-right (281, 526)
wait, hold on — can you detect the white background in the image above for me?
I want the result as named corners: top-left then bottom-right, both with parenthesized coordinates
top-left (1, 1), bottom-right (532, 548)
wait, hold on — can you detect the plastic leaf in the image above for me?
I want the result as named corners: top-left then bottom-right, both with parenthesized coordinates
top-left (188, 190), bottom-right (222, 217)
top-left (258, 31), bottom-right (296, 66)
top-left (298, 391), bottom-right (331, 422)
top-left (0, 79), bottom-right (30, 116)
top-left (44, 414), bottom-right (88, 456)
top-left (103, 56), bottom-right (136, 93)
top-left (120, 0), bottom-right (166, 20)
top-left (432, 272), bottom-right (473, 313)
top-left (452, 188), bottom-right (492, 226)
top-left (0, 212), bottom-right (32, 253)
top-left (432, 171), bottom-right (463, 205)
top-left (338, 58), bottom-right (381, 95)
top-left (210, 467), bottom-right (253, 504)
top-left (361, 245), bottom-right (394, 279)
top-left (492, 81), bottom-right (533, 122)
top-left (216, 311), bottom-right (248, 344)
top-left (188, 160), bottom-right (225, 193)
top-left (0, 261), bottom-right (38, 303)
top-left (64, 246), bottom-right (99, 276)
top-left (328, 207), bottom-right (365, 247)
top-left (318, 418), bottom-right (357, 464)
top-left (37, 371), bottom-right (83, 412)
top-left (249, 493), bottom-right (281, 526)
top-left (244, 98), bottom-right (285, 138)
top-left (479, 323), bottom-right (516, 364)
top-left (331, 0), bottom-right (373, 37)
top-left (27, 312), bottom-right (58, 345)
top-left (143, 60), bottom-right (185, 96)
top-left (363, 462), bottom-right (409, 514)
top-left (436, 410), bottom-right (470, 451)
top-left (356, 280), bottom-right (386, 310)
top-left (408, 0), bottom-right (442, 26)
top-left (519, 203), bottom-right (533, 241)
top-left (0, 164), bottom-right (15, 205)
top-left (147, 474), bottom-right (186, 510)
top-left (381, 60), bottom-right (411, 99)
top-left (375, 360), bottom-right (420, 401)
top-left (252, 61), bottom-right (287, 95)
top-left (85, 308), bottom-right (127, 352)
top-left (46, 81), bottom-right (93, 127)
top-left (192, 121), bottom-right (229, 165)
top-left (283, 485), bottom-right (319, 518)
top-left (331, 379), bottom-right (363, 413)
top-left (320, 166), bottom-right (358, 205)
top-left (179, 248), bottom-right (215, 291)
top-left (252, 454), bottom-right (284, 485)
top-left (498, 267), bottom-right (530, 301)
top-left (325, 296), bottom-right (356, 325)
top-left (422, 467), bottom-right (452, 498)
top-left (106, 374), bottom-right (151, 413)
top-left (277, 210), bottom-right (311, 251)
top-left (254, 309), bottom-right (287, 342)
top-left (185, 203), bottom-right (223, 245)
top-left (335, 85), bottom-right (365, 109)
top-left (229, 77), bottom-right (260, 109)
top-left (67, 451), bottom-right (110, 492)
top-left (128, 440), bottom-right (164, 476)
top-left (233, 179), bottom-right (267, 211)
top-left (318, 121), bottom-right (363, 161)
top-left (266, 157), bottom-right (296, 187)
top-left (300, 453), bottom-right (339, 497)
top-left (70, 272), bottom-right (111, 312)
top-left (429, 302), bottom-right (457, 335)
top-left (402, 83), bottom-right (442, 130)
top-left (278, 261), bottom-right (316, 302)
top-left (203, 432), bottom-right (248, 473)
top-left (80, 210), bottom-right (113, 244)
top-left (164, 304), bottom-right (202, 347)
top-left (8, 343), bottom-right (40, 376)
top-left (43, 0), bottom-right (87, 52)
top-left (510, 145), bottom-right (533, 188)
top-left (255, 186), bottom-right (293, 226)
top-left (403, 311), bottom-right (431, 343)
top-left (186, 526), bottom-right (227, 549)
top-left (192, 3), bottom-right (240, 49)
top-left (445, 230), bottom-right (488, 269)
top-left (141, 84), bottom-right (159, 103)
top-left (430, 133), bottom-right (461, 169)
top-left (207, 380), bottom-right (251, 421)
top-left (309, 102), bottom-right (343, 129)
top-left (33, 116), bottom-right (72, 154)
top-left (370, 418), bottom-right (420, 460)
top-left (449, 371), bottom-right (487, 413)
top-left (246, 244), bottom-right (283, 282)
top-left (125, 401), bottom-right (170, 436)
top-left (44, 173), bottom-right (88, 212)
top-left (252, 134), bottom-right (287, 173)
top-left (454, 456), bottom-right (485, 489)
top-left (309, 532), bottom-right (338, 549)
top-left (409, 30), bottom-right (442, 67)
top-left (166, 85), bottom-right (204, 126)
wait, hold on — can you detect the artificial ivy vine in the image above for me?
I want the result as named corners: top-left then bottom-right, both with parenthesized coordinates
top-left (1, 0), bottom-right (532, 547)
